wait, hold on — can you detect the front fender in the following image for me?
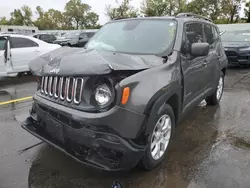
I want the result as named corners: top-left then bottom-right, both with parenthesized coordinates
top-left (118, 51), bottom-right (181, 115)
top-left (144, 83), bottom-right (182, 135)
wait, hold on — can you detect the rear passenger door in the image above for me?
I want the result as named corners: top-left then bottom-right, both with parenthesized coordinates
top-left (203, 24), bottom-right (221, 90)
top-left (181, 22), bottom-right (210, 109)
top-left (10, 37), bottom-right (40, 72)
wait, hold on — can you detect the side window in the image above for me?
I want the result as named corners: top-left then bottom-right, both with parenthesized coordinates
top-left (11, 37), bottom-right (39, 48)
top-left (40, 34), bottom-right (49, 40)
top-left (86, 32), bottom-right (95, 38)
top-left (183, 23), bottom-right (204, 55)
top-left (0, 37), bottom-right (7, 51)
top-left (49, 35), bottom-right (56, 40)
top-left (79, 33), bottom-right (87, 40)
top-left (52, 35), bottom-right (56, 40)
top-left (40, 35), bottom-right (45, 40)
top-left (204, 24), bottom-right (215, 46)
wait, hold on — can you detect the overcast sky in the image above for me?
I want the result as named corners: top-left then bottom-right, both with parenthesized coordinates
top-left (0, 0), bottom-right (143, 25)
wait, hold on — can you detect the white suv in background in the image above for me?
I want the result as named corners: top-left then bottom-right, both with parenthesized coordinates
top-left (0, 34), bottom-right (61, 77)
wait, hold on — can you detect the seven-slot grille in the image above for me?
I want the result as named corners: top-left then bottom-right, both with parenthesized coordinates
top-left (40, 76), bottom-right (84, 104)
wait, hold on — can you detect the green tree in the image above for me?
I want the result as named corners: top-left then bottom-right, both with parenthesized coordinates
top-left (141, 0), bottom-right (187, 17)
top-left (105, 0), bottom-right (138, 20)
top-left (9, 5), bottom-right (33, 26)
top-left (61, 12), bottom-right (74, 29)
top-left (64, 0), bottom-right (98, 29)
top-left (36, 6), bottom-right (44, 18)
top-left (0, 17), bottom-right (10, 25)
top-left (34, 6), bottom-right (75, 30)
top-left (35, 8), bottom-right (64, 30)
top-left (81, 12), bottom-right (99, 29)
top-left (21, 5), bottom-right (33, 25)
top-left (10, 9), bottom-right (24, 25)
top-left (141, 0), bottom-right (168, 16)
top-left (245, 2), bottom-right (250, 23)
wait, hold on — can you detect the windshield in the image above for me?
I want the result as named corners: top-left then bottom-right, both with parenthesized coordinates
top-left (86, 19), bottom-right (177, 54)
top-left (65, 32), bottom-right (80, 39)
top-left (221, 31), bottom-right (250, 42)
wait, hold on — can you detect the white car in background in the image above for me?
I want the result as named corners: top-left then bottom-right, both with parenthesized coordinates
top-left (0, 34), bottom-right (61, 77)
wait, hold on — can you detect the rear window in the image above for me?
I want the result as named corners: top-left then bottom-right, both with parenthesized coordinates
top-left (221, 31), bottom-right (250, 42)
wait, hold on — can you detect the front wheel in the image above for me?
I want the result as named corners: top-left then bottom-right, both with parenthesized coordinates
top-left (206, 72), bottom-right (224, 105)
top-left (142, 104), bottom-right (175, 170)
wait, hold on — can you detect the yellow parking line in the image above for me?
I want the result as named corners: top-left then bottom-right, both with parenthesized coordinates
top-left (0, 96), bottom-right (33, 106)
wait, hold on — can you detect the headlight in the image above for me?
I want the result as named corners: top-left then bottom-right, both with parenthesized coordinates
top-left (239, 46), bottom-right (250, 51)
top-left (95, 84), bottom-right (112, 105)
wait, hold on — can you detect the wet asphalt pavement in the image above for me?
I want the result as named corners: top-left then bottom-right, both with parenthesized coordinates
top-left (1, 68), bottom-right (250, 188)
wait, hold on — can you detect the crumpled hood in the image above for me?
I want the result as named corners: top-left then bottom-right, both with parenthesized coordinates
top-left (29, 47), bottom-right (165, 76)
top-left (222, 41), bottom-right (250, 48)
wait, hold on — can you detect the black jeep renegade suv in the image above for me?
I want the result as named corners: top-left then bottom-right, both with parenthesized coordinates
top-left (22, 13), bottom-right (228, 171)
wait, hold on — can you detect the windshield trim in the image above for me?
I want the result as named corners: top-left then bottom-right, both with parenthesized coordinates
top-left (86, 19), bottom-right (178, 56)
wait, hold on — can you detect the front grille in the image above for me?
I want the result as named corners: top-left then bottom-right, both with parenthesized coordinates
top-left (40, 76), bottom-right (84, 104)
top-left (225, 51), bottom-right (237, 56)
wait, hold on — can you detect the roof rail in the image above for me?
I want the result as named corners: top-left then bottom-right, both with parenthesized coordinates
top-left (176, 13), bottom-right (212, 22)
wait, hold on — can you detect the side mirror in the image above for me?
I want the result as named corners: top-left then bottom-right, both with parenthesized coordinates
top-left (190, 43), bottom-right (209, 57)
top-left (79, 36), bottom-right (83, 40)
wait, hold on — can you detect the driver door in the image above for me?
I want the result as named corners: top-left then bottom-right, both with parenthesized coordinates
top-left (181, 22), bottom-right (210, 111)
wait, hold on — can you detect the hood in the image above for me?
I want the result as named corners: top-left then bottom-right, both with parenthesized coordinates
top-left (29, 47), bottom-right (165, 76)
top-left (222, 41), bottom-right (250, 48)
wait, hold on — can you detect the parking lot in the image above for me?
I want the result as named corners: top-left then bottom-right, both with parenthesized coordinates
top-left (0, 67), bottom-right (250, 188)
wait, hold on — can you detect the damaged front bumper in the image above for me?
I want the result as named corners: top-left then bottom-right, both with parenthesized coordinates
top-left (21, 95), bottom-right (146, 171)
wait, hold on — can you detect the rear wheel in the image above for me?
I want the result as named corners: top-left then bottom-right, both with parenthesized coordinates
top-left (142, 104), bottom-right (175, 170)
top-left (206, 72), bottom-right (224, 105)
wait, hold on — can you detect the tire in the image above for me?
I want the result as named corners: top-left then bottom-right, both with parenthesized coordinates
top-left (205, 71), bottom-right (224, 105)
top-left (142, 104), bottom-right (175, 170)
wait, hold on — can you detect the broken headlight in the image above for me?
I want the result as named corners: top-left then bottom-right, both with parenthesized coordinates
top-left (95, 84), bottom-right (112, 105)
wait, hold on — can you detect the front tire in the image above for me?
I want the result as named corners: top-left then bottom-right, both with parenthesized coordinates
top-left (142, 104), bottom-right (175, 170)
top-left (206, 71), bottom-right (224, 105)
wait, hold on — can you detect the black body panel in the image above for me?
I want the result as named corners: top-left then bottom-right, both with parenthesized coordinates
top-left (223, 42), bottom-right (250, 65)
